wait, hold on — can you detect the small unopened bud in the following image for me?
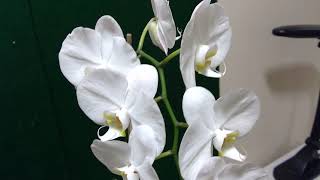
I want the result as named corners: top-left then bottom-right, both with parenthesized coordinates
top-left (148, 21), bottom-right (161, 47)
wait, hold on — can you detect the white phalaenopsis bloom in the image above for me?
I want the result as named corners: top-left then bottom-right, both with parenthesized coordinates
top-left (180, 0), bottom-right (232, 88)
top-left (195, 157), bottom-right (270, 180)
top-left (77, 66), bottom-right (165, 155)
top-left (149, 0), bottom-right (176, 54)
top-left (59, 15), bottom-right (140, 86)
top-left (91, 125), bottom-right (160, 180)
top-left (179, 87), bottom-right (260, 179)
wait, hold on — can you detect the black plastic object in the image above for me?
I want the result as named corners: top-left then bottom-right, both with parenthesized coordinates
top-left (273, 90), bottom-right (320, 180)
top-left (273, 25), bottom-right (320, 38)
top-left (272, 25), bottom-right (320, 179)
top-left (273, 25), bottom-right (320, 48)
top-left (273, 145), bottom-right (320, 180)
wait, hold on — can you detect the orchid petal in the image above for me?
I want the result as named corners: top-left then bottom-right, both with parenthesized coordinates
top-left (156, 26), bottom-right (169, 55)
top-left (95, 15), bottom-right (123, 39)
top-left (125, 90), bottom-right (165, 155)
top-left (195, 157), bottom-right (226, 180)
top-left (192, 2), bottom-right (231, 67)
top-left (214, 89), bottom-right (260, 136)
top-left (182, 87), bottom-right (216, 129)
top-left (179, 0), bottom-right (213, 87)
top-left (76, 68), bottom-right (127, 125)
top-left (107, 37), bottom-right (140, 75)
top-left (98, 126), bottom-right (124, 142)
top-left (196, 157), bottom-right (269, 180)
top-left (180, 1), bottom-right (231, 88)
top-left (129, 125), bottom-right (157, 166)
top-left (218, 163), bottom-right (270, 180)
top-left (125, 173), bottom-right (139, 180)
top-left (221, 145), bottom-right (246, 162)
top-left (207, 4), bottom-right (232, 68)
top-left (150, 0), bottom-right (176, 54)
top-left (136, 160), bottom-right (159, 180)
top-left (157, 13), bottom-right (176, 49)
top-left (179, 123), bottom-right (214, 180)
top-left (91, 140), bottom-right (130, 175)
top-left (127, 65), bottom-right (158, 98)
top-left (191, 0), bottom-right (211, 43)
top-left (198, 61), bottom-right (226, 78)
top-left (95, 15), bottom-right (123, 61)
top-left (59, 27), bottom-right (103, 86)
top-left (212, 129), bottom-right (231, 152)
top-left (179, 12), bottom-right (197, 88)
top-left (209, 34), bottom-right (231, 70)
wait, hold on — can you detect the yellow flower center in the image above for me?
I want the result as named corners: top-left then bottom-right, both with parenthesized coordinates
top-left (195, 45), bottom-right (217, 72)
top-left (218, 131), bottom-right (239, 157)
top-left (103, 112), bottom-right (126, 137)
top-left (223, 131), bottom-right (239, 145)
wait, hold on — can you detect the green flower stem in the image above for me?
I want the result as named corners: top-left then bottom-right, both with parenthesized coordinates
top-left (156, 150), bottom-right (173, 160)
top-left (137, 18), bottom-right (155, 52)
top-left (138, 50), bottom-right (159, 66)
top-left (158, 68), bottom-right (178, 124)
top-left (158, 68), bottom-right (182, 179)
top-left (158, 49), bottom-right (181, 67)
top-left (136, 29), bottom-right (184, 178)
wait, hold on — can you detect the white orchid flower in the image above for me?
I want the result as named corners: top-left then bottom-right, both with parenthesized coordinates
top-left (149, 0), bottom-right (176, 54)
top-left (195, 157), bottom-right (270, 180)
top-left (91, 125), bottom-right (160, 180)
top-left (179, 87), bottom-right (260, 179)
top-left (76, 66), bottom-right (165, 155)
top-left (59, 15), bottom-right (140, 86)
top-left (180, 0), bottom-right (232, 88)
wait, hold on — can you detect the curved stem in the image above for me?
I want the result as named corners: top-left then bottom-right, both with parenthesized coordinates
top-left (158, 68), bottom-right (167, 98)
top-left (174, 154), bottom-right (182, 180)
top-left (135, 21), bottom-right (184, 177)
top-left (158, 49), bottom-right (181, 67)
top-left (137, 18), bottom-right (155, 52)
top-left (138, 50), bottom-right (159, 66)
top-left (158, 67), bottom-right (182, 179)
top-left (163, 98), bottom-right (178, 126)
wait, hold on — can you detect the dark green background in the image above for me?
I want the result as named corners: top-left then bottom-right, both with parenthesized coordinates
top-left (0, 0), bottom-right (218, 179)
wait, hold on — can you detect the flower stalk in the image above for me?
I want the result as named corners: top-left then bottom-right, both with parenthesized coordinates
top-left (137, 50), bottom-right (160, 67)
top-left (158, 67), bottom-right (183, 180)
top-left (137, 31), bottom-right (185, 179)
top-left (158, 49), bottom-right (181, 67)
top-left (137, 18), bottom-right (155, 52)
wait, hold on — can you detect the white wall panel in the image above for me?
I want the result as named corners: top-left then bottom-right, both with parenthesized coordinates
top-left (219, 0), bottom-right (320, 165)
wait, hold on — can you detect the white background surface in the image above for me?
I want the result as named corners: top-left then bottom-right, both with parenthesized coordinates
top-left (219, 0), bottom-right (320, 166)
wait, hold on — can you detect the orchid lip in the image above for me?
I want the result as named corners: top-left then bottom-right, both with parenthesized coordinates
top-left (195, 44), bottom-right (217, 72)
top-left (103, 112), bottom-right (122, 130)
top-left (103, 108), bottom-right (130, 131)
top-left (212, 128), bottom-right (246, 161)
top-left (212, 128), bottom-right (239, 152)
top-left (97, 108), bottom-right (130, 141)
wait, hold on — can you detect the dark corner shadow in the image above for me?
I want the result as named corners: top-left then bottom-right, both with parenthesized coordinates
top-left (266, 62), bottom-right (320, 94)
